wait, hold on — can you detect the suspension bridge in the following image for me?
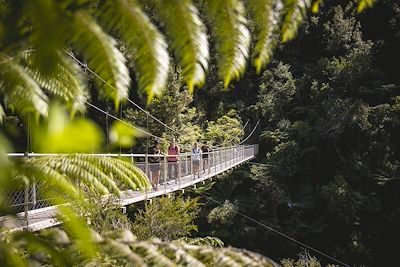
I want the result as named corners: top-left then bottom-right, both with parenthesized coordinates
top-left (1, 145), bottom-right (258, 232)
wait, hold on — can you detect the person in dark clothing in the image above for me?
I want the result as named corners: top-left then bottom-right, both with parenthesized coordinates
top-left (149, 140), bottom-right (161, 190)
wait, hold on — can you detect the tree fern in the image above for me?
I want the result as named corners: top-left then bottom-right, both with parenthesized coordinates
top-left (0, 59), bottom-right (48, 117)
top-left (68, 11), bottom-right (130, 108)
top-left (98, 0), bottom-right (169, 102)
top-left (248, 0), bottom-right (283, 73)
top-left (281, 0), bottom-right (312, 43)
top-left (204, 0), bottom-right (251, 88)
top-left (146, 0), bottom-right (209, 92)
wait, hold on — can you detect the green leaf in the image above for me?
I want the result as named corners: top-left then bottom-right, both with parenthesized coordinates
top-left (248, 0), bottom-right (283, 73)
top-left (24, 0), bottom-right (63, 74)
top-left (109, 121), bottom-right (145, 148)
top-left (69, 11), bottom-right (130, 107)
top-left (204, 0), bottom-right (250, 88)
top-left (147, 0), bottom-right (209, 92)
top-left (12, 232), bottom-right (71, 267)
top-left (98, 0), bottom-right (169, 102)
top-left (34, 155), bottom-right (121, 195)
top-left (0, 58), bottom-right (48, 117)
top-left (82, 155), bottom-right (151, 190)
top-left (22, 52), bottom-right (88, 115)
top-left (58, 205), bottom-right (98, 259)
top-left (311, 0), bottom-right (323, 13)
top-left (281, 0), bottom-right (312, 43)
top-left (32, 104), bottom-right (103, 153)
top-left (357, 0), bottom-right (375, 13)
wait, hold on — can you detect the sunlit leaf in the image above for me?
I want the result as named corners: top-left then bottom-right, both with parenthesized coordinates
top-left (32, 104), bottom-right (103, 153)
top-left (146, 0), bottom-right (209, 92)
top-left (110, 121), bottom-right (145, 148)
top-left (98, 0), bottom-right (169, 102)
top-left (0, 58), bottom-right (48, 117)
top-left (69, 11), bottom-right (130, 108)
top-left (281, 0), bottom-right (312, 43)
top-left (204, 0), bottom-right (250, 88)
top-left (357, 0), bottom-right (375, 13)
top-left (249, 0), bottom-right (283, 73)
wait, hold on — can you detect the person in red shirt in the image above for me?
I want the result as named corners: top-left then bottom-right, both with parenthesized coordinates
top-left (167, 138), bottom-right (180, 183)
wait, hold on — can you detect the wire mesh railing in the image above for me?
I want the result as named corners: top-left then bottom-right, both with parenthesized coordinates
top-left (1, 144), bottom-right (258, 231)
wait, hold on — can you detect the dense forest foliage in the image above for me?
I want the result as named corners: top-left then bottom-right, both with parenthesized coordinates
top-left (187, 0), bottom-right (400, 266)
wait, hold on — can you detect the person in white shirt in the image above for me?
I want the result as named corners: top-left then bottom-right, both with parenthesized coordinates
top-left (192, 141), bottom-right (202, 179)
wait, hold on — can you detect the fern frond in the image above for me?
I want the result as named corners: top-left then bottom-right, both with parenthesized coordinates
top-left (147, 0), bottom-right (209, 92)
top-left (103, 239), bottom-right (146, 266)
top-left (9, 227), bottom-right (281, 266)
top-left (281, 0), bottom-right (312, 43)
top-left (69, 11), bottom-right (130, 107)
top-left (108, 157), bottom-right (149, 189)
top-left (36, 156), bottom-right (121, 195)
top-left (177, 236), bottom-right (224, 247)
top-left (131, 240), bottom-right (176, 267)
top-left (0, 59), bottom-right (48, 117)
top-left (81, 155), bottom-right (151, 190)
top-left (248, 0), bottom-right (283, 73)
top-left (21, 52), bottom-right (88, 115)
top-left (42, 158), bottom-right (110, 194)
top-left (21, 163), bottom-right (81, 202)
top-left (98, 0), bottom-right (169, 102)
top-left (204, 0), bottom-right (251, 88)
top-left (159, 241), bottom-right (206, 267)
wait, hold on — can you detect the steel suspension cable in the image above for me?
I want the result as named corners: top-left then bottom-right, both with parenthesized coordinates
top-left (85, 101), bottom-right (161, 140)
top-left (199, 192), bottom-right (351, 267)
top-left (64, 50), bottom-right (182, 137)
top-left (238, 120), bottom-right (260, 145)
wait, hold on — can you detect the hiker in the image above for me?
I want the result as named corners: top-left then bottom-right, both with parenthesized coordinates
top-left (149, 140), bottom-right (161, 190)
top-left (192, 141), bottom-right (202, 179)
top-left (201, 143), bottom-right (211, 174)
top-left (167, 138), bottom-right (180, 183)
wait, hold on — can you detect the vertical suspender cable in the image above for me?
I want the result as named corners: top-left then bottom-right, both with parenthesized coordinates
top-left (120, 104), bottom-right (123, 154)
top-left (106, 111), bottom-right (109, 153)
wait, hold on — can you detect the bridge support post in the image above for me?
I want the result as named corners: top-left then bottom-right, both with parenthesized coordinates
top-left (190, 154), bottom-right (194, 183)
top-left (224, 148), bottom-right (227, 170)
top-left (32, 180), bottom-right (36, 206)
top-left (24, 183), bottom-right (29, 229)
top-left (178, 155), bottom-right (181, 188)
top-left (163, 154), bottom-right (167, 193)
top-left (185, 155), bottom-right (188, 177)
